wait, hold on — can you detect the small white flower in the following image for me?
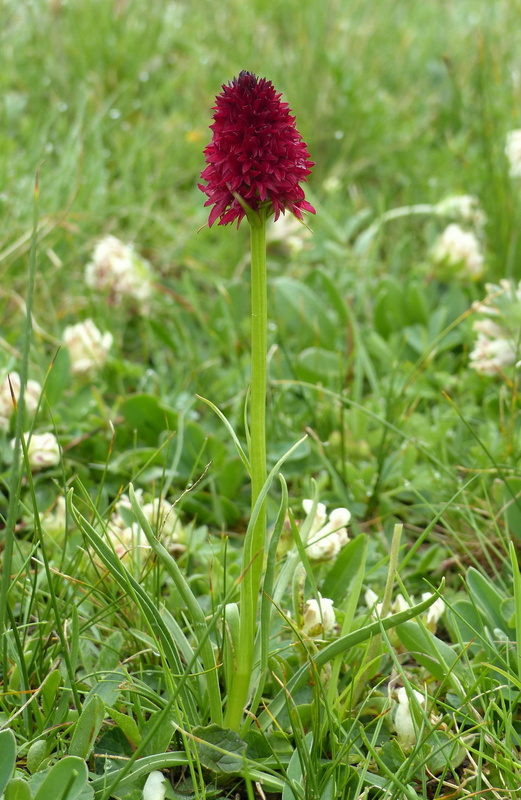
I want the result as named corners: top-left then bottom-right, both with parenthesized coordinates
top-left (142, 770), bottom-right (167, 800)
top-left (12, 432), bottom-right (61, 471)
top-left (469, 332), bottom-right (516, 375)
top-left (300, 594), bottom-right (336, 638)
top-left (85, 235), bottom-right (153, 309)
top-left (435, 194), bottom-right (486, 228)
top-left (505, 129), bottom-right (521, 178)
top-left (141, 497), bottom-right (183, 540)
top-left (107, 494), bottom-right (184, 565)
top-left (393, 593), bottom-right (410, 614)
top-left (365, 588), bottom-right (381, 615)
top-left (394, 686), bottom-right (425, 749)
top-left (422, 592), bottom-right (445, 630)
top-left (0, 372), bottom-right (41, 431)
top-left (63, 319), bottom-right (113, 375)
top-left (472, 319), bottom-right (505, 339)
top-left (432, 223), bottom-right (484, 280)
top-left (302, 499), bottom-right (351, 561)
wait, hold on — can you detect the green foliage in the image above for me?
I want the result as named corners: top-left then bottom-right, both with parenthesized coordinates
top-left (3, 0), bottom-right (521, 797)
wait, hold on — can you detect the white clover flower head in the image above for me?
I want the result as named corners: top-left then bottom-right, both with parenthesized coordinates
top-left (106, 493), bottom-right (184, 564)
top-left (432, 223), bottom-right (484, 280)
top-left (302, 498), bottom-right (327, 530)
top-left (435, 194), bottom-right (486, 228)
top-left (85, 235), bottom-right (153, 309)
top-left (141, 497), bottom-right (184, 541)
top-left (422, 592), bottom-right (445, 629)
top-left (107, 519), bottom-right (147, 562)
top-left (0, 372), bottom-right (41, 431)
top-left (300, 594), bottom-right (336, 638)
top-left (469, 333), bottom-right (516, 375)
top-left (394, 686), bottom-right (425, 749)
top-left (472, 319), bottom-right (505, 339)
top-left (142, 770), bottom-right (167, 800)
top-left (505, 129), bottom-right (521, 178)
top-left (302, 499), bottom-right (351, 561)
top-left (63, 319), bottom-right (113, 375)
top-left (12, 432), bottom-right (61, 471)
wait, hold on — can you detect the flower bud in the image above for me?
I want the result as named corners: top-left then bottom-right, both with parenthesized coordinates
top-left (142, 771), bottom-right (167, 800)
top-left (300, 594), bottom-right (335, 638)
top-left (394, 686), bottom-right (425, 749)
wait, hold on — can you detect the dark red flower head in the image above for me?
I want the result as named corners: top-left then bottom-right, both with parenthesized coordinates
top-left (199, 71), bottom-right (315, 227)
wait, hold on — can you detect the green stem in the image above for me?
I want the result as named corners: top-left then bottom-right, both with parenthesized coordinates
top-left (225, 208), bottom-right (268, 730)
top-left (0, 172), bottom-right (40, 672)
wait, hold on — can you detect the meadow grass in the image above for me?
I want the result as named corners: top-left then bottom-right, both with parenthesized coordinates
top-left (2, 1), bottom-right (521, 798)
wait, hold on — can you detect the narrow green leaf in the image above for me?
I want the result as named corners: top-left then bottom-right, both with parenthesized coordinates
top-left (67, 490), bottom-right (199, 725)
top-left (260, 587), bottom-right (443, 730)
top-left (128, 484), bottom-right (222, 726)
top-left (509, 541), bottom-right (521, 683)
top-left (396, 620), bottom-right (465, 687)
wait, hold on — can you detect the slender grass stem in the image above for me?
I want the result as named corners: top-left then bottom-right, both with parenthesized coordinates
top-left (225, 208), bottom-right (267, 730)
top-left (0, 171), bottom-right (40, 675)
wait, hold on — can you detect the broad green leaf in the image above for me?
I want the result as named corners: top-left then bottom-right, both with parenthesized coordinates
top-left (84, 669), bottom-right (124, 708)
top-left (32, 756), bottom-right (88, 800)
top-left (121, 394), bottom-right (177, 445)
top-left (466, 567), bottom-right (507, 633)
top-left (5, 778), bottom-right (32, 800)
top-left (26, 740), bottom-right (48, 774)
top-left (191, 725), bottom-right (246, 775)
top-left (426, 732), bottom-right (467, 774)
top-left (396, 620), bottom-right (464, 686)
top-left (107, 707), bottom-right (142, 748)
top-left (296, 347), bottom-right (343, 382)
top-left (41, 670), bottom-right (62, 717)
top-left (69, 695), bottom-right (105, 759)
top-left (0, 729), bottom-right (16, 795)
top-left (448, 599), bottom-right (483, 646)
top-left (96, 632), bottom-right (124, 672)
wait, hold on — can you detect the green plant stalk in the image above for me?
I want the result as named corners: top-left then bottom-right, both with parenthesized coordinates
top-left (225, 208), bottom-right (267, 730)
top-left (350, 523), bottom-right (402, 707)
top-left (0, 172), bottom-right (40, 672)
